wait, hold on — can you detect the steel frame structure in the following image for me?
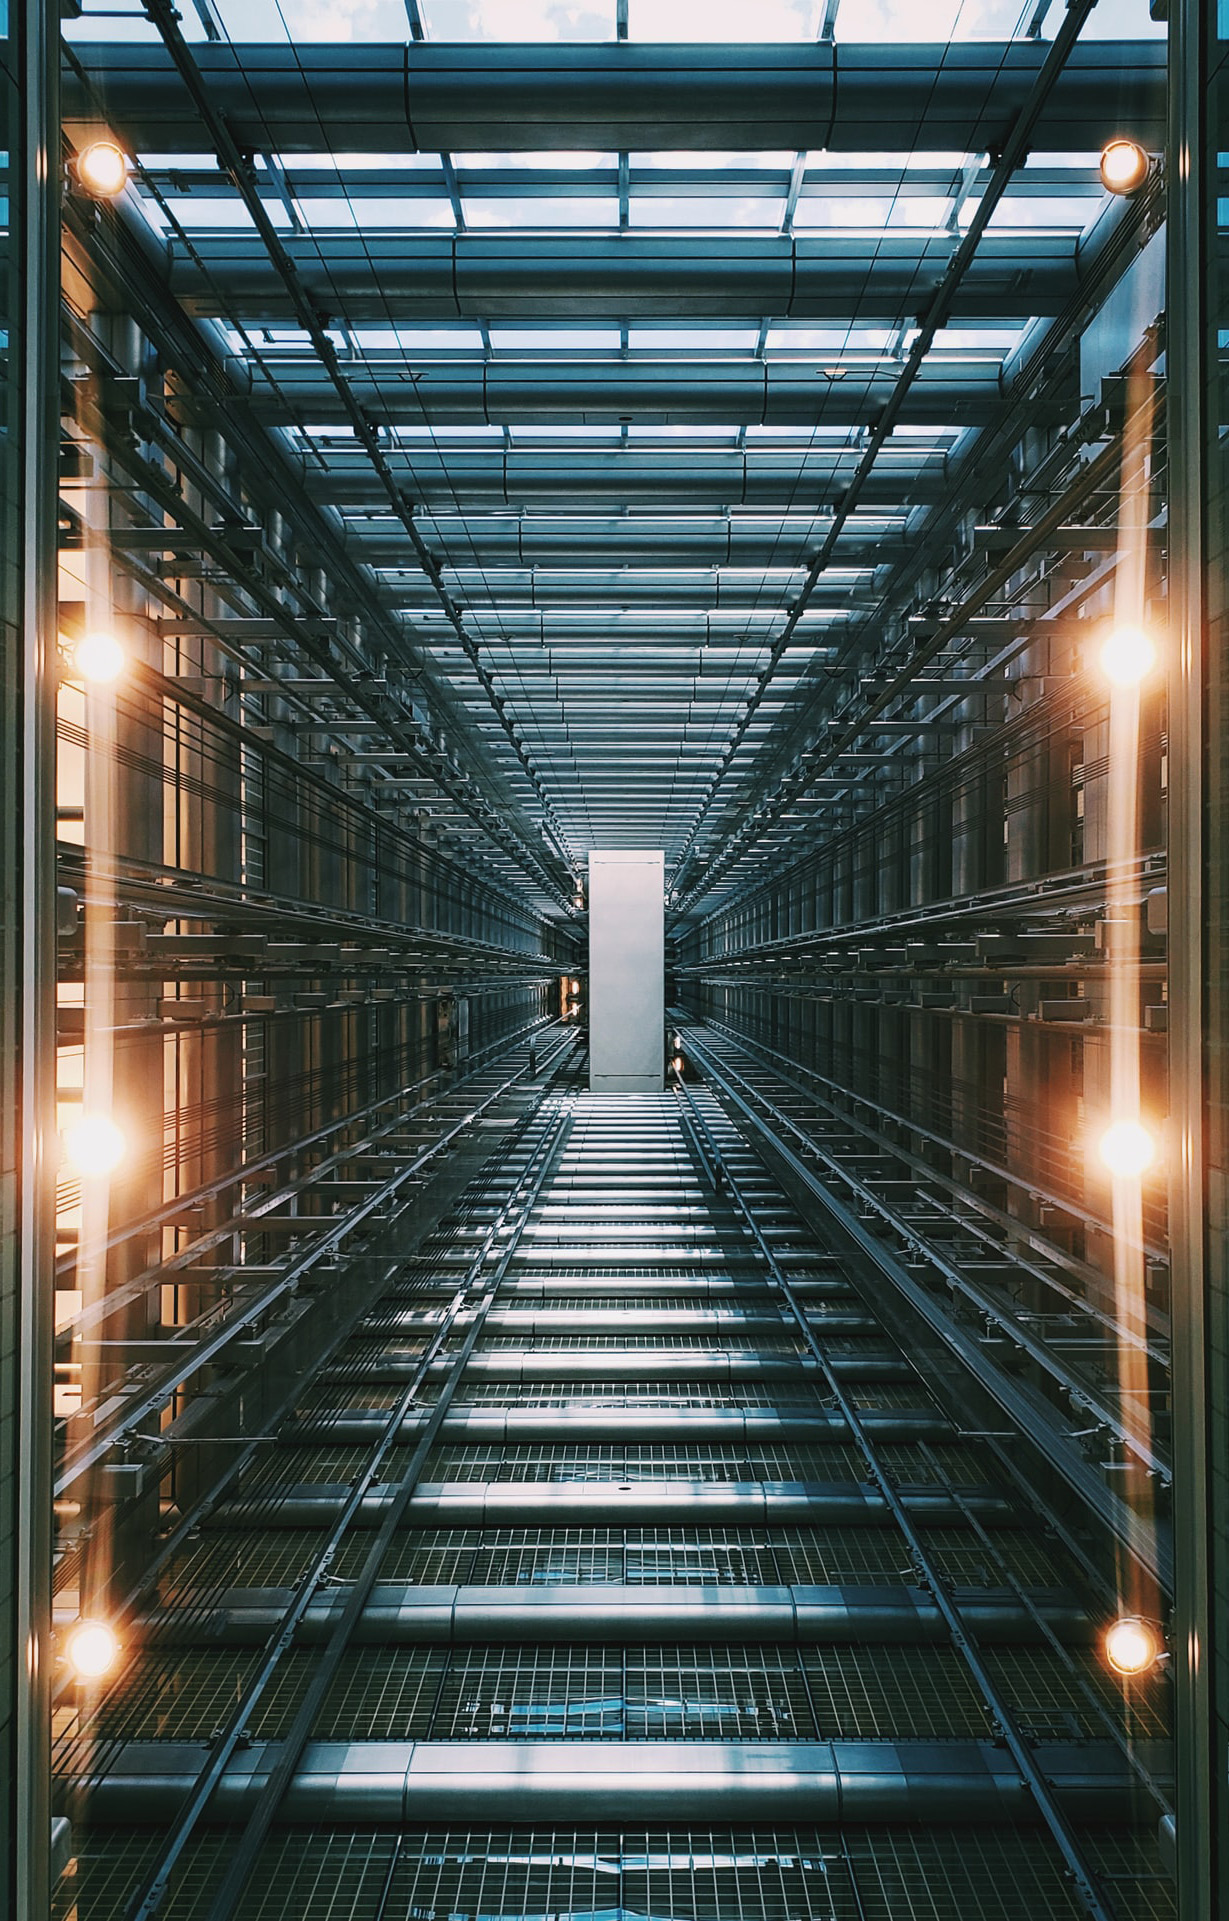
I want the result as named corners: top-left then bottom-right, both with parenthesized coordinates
top-left (0, 0), bottom-right (1214, 1916)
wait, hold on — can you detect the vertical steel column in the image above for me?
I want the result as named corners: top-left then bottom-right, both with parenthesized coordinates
top-left (1168, 2), bottom-right (1218, 1915)
top-left (12, 2), bottom-right (59, 1915)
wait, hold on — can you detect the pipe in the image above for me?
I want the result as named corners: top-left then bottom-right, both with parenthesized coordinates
top-left (66, 41), bottom-right (1165, 154)
top-left (347, 518), bottom-right (911, 570)
top-left (61, 1737), bottom-right (1156, 1826)
top-left (140, 1581), bottom-right (1092, 1648)
top-left (382, 573), bottom-right (864, 612)
top-left (209, 1477), bottom-right (1019, 1528)
top-left (280, 1406), bottom-right (949, 1443)
top-left (169, 233), bottom-right (1085, 324)
top-left (301, 449), bottom-right (947, 511)
top-left (378, 1306), bottom-right (875, 1334)
top-left (324, 1350), bottom-right (914, 1381)
top-left (239, 362), bottom-right (1008, 430)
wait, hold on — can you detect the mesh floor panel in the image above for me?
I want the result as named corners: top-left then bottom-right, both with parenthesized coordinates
top-left (57, 1091), bottom-right (1170, 1921)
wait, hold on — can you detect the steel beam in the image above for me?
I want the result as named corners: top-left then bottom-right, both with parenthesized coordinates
top-left (67, 41), bottom-right (1166, 154)
top-left (345, 517), bottom-right (910, 569)
top-left (241, 359), bottom-right (1010, 429)
top-left (327, 1347), bottom-right (912, 1381)
top-left (211, 1477), bottom-right (1019, 1527)
top-left (136, 1581), bottom-right (1092, 1647)
top-left (61, 1737), bottom-right (1154, 1826)
top-left (307, 449), bottom-right (947, 509)
top-left (281, 1405), bottom-right (946, 1442)
top-left (171, 231), bottom-right (1087, 323)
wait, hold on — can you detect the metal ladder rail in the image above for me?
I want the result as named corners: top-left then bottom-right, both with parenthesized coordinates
top-left (194, 1097), bottom-right (575, 1921)
top-left (671, 1060), bottom-right (1123, 1921)
top-left (58, 1026), bottom-right (579, 1497)
top-left (694, 1016), bottom-right (1171, 1364)
top-left (686, 1024), bottom-right (1170, 1487)
top-left (119, 1094), bottom-right (573, 1921)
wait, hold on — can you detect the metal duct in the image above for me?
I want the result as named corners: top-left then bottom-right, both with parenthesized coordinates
top-left (428, 1305), bottom-right (875, 1333)
top-left (210, 1477), bottom-right (1019, 1529)
top-left (301, 448), bottom-right (947, 510)
top-left (327, 1350), bottom-right (914, 1381)
top-left (239, 361), bottom-right (1008, 429)
top-left (60, 1737), bottom-right (1154, 1826)
top-left (66, 41), bottom-right (1165, 154)
top-left (138, 1581), bottom-right (1091, 1648)
top-left (280, 1406), bottom-right (949, 1443)
top-left (169, 233), bottom-right (1084, 324)
top-left (349, 518), bottom-right (911, 570)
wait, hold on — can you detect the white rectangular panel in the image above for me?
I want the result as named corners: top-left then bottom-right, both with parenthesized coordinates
top-left (587, 850), bottom-right (664, 1093)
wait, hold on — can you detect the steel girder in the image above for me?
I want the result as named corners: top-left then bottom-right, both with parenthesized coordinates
top-left (135, 1581), bottom-right (1090, 1646)
top-left (240, 359), bottom-right (1014, 429)
top-left (340, 517), bottom-right (909, 569)
top-left (171, 231), bottom-right (1091, 323)
top-left (66, 40), bottom-right (1166, 154)
top-left (60, 1737), bottom-right (1152, 1825)
top-left (307, 448), bottom-right (948, 509)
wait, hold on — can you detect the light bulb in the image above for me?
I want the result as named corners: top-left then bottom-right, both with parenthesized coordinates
top-left (73, 632), bottom-right (126, 685)
top-left (1099, 624), bottom-right (1156, 688)
top-left (63, 1113), bottom-right (127, 1177)
top-left (569, 979), bottom-right (580, 995)
top-left (65, 1617), bottom-right (119, 1680)
top-left (1099, 139), bottom-right (1149, 196)
top-left (1098, 1119), bottom-right (1156, 1180)
top-left (76, 140), bottom-right (129, 199)
top-left (1104, 1615), bottom-right (1161, 1677)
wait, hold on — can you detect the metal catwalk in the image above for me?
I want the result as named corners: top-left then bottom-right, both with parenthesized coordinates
top-left (53, 1051), bottom-right (1171, 1921)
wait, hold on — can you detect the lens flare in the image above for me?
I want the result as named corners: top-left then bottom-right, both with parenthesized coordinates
top-left (1104, 1615), bottom-right (1161, 1676)
top-left (76, 140), bottom-right (129, 198)
top-left (65, 1618), bottom-right (120, 1681)
top-left (1098, 1119), bottom-right (1157, 1180)
top-left (73, 632), bottom-right (126, 685)
top-left (1099, 624), bottom-right (1157, 688)
top-left (63, 1114), bottom-right (127, 1177)
top-left (1099, 139), bottom-right (1149, 196)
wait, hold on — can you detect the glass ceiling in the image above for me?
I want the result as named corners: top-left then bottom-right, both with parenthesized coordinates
top-left (62, 0), bottom-right (1167, 873)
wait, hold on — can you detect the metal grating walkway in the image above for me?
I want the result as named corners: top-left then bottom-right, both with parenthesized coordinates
top-left (53, 1076), bottom-right (1174, 1921)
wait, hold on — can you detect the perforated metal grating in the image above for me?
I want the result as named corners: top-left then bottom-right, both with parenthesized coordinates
top-left (57, 1090), bottom-right (1171, 1921)
top-left (52, 1826), bottom-right (1176, 1921)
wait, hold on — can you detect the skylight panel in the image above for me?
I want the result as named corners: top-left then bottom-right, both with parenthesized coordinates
top-left (294, 197), bottom-right (456, 230)
top-left (627, 328), bottom-right (760, 350)
top-left (981, 195), bottom-right (1099, 231)
top-left (791, 197), bottom-right (894, 230)
top-left (463, 197), bottom-right (619, 228)
top-left (390, 327), bottom-right (488, 350)
top-left (510, 426), bottom-right (624, 439)
top-left (290, 154), bottom-right (444, 172)
top-left (211, 0), bottom-right (412, 38)
top-left (489, 328), bottom-right (624, 350)
top-left (628, 0), bottom-right (821, 38)
top-left (1080, 0), bottom-right (1166, 34)
top-left (833, 0), bottom-right (1020, 38)
top-left (806, 150), bottom-right (973, 173)
top-left (454, 152), bottom-right (617, 171)
top-left (423, 0), bottom-right (617, 39)
top-left (392, 424), bottom-right (505, 439)
top-left (629, 197), bottom-right (782, 229)
top-left (931, 325), bottom-right (1025, 349)
top-left (161, 197), bottom-right (268, 231)
top-left (626, 425), bottom-right (741, 440)
top-left (765, 326), bottom-right (897, 351)
top-left (633, 152), bottom-right (797, 171)
top-left (64, 3), bottom-right (182, 42)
